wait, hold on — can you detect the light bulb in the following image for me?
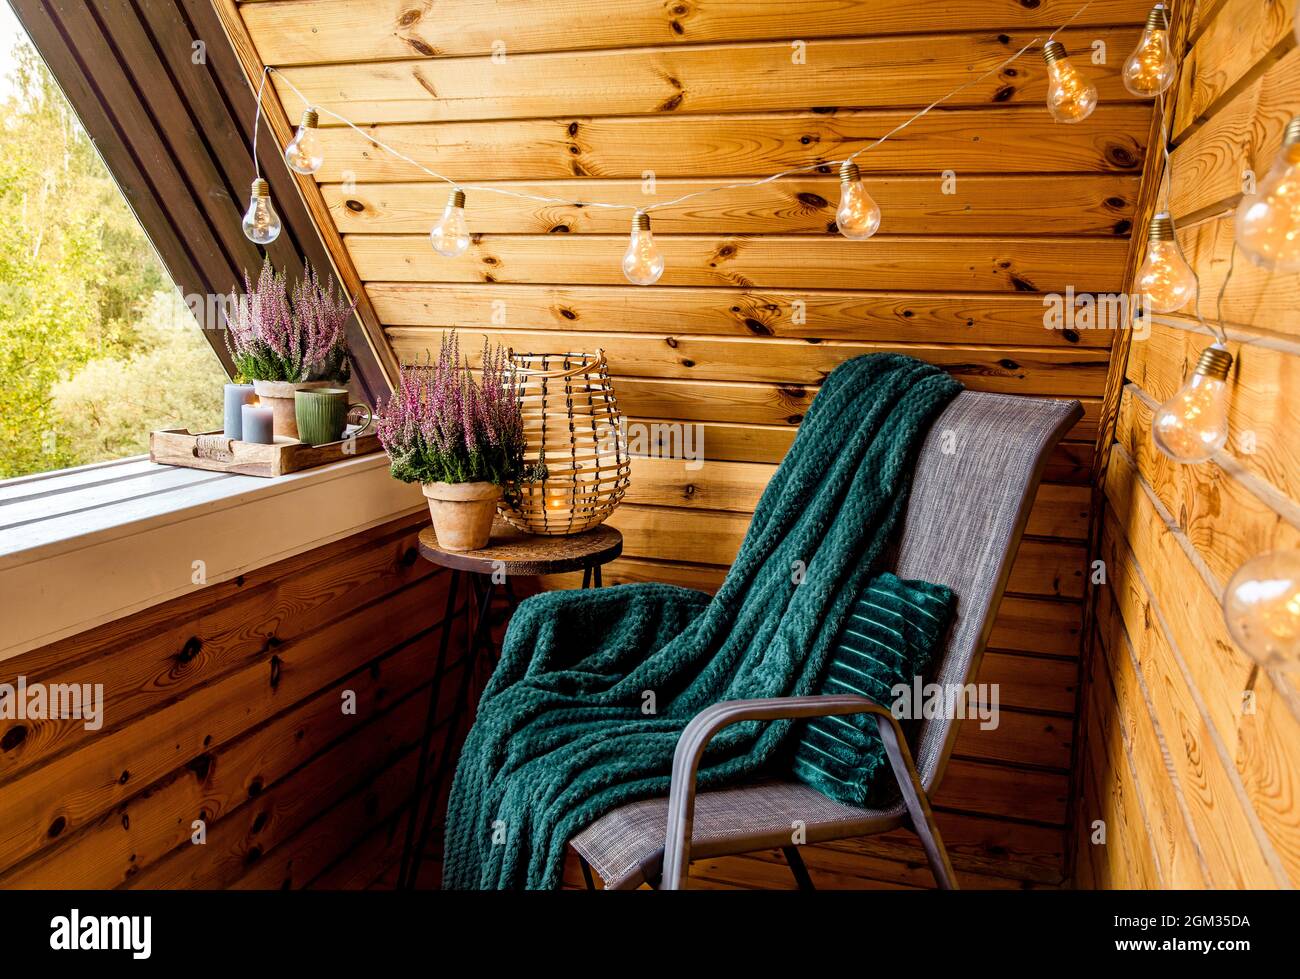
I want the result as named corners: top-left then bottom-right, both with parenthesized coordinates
top-left (284, 107), bottom-right (324, 175)
top-left (429, 189), bottom-right (471, 257)
top-left (1235, 116), bottom-right (1300, 272)
top-left (1151, 343), bottom-right (1232, 464)
top-left (1122, 5), bottom-right (1176, 97)
top-left (242, 178), bottom-right (281, 245)
top-left (1136, 212), bottom-right (1197, 312)
top-left (836, 160), bottom-right (881, 240)
top-left (1043, 40), bottom-right (1098, 123)
top-left (622, 211), bottom-right (664, 285)
top-left (1224, 549), bottom-right (1300, 670)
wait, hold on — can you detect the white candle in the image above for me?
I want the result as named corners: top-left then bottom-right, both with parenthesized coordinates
top-left (223, 383), bottom-right (255, 439)
top-left (241, 403), bottom-right (275, 444)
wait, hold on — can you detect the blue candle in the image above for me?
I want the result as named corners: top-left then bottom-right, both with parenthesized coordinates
top-left (224, 383), bottom-right (255, 439)
top-left (241, 403), bottom-right (275, 444)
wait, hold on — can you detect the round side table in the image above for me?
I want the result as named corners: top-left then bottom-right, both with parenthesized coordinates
top-left (397, 517), bottom-right (622, 888)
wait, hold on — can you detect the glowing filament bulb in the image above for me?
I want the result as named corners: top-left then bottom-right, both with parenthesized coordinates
top-left (429, 189), bottom-right (471, 257)
top-left (622, 211), bottom-right (664, 285)
top-left (284, 107), bottom-right (325, 175)
top-left (1122, 5), bottom-right (1176, 97)
top-left (1151, 343), bottom-right (1232, 464)
top-left (241, 178), bottom-right (281, 245)
top-left (1136, 212), bottom-right (1196, 313)
top-left (836, 160), bottom-right (881, 240)
top-left (1042, 40), bottom-right (1098, 124)
top-left (1224, 549), bottom-right (1300, 669)
top-left (1235, 116), bottom-right (1300, 272)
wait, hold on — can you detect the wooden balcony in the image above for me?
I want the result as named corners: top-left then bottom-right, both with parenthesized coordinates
top-left (0, 0), bottom-right (1295, 900)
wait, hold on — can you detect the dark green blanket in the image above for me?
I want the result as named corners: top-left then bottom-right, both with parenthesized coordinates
top-left (442, 354), bottom-right (961, 889)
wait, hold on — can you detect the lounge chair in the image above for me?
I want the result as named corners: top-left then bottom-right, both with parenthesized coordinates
top-left (569, 390), bottom-right (1083, 890)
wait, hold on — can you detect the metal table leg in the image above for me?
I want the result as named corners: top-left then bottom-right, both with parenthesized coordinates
top-left (396, 569), bottom-right (460, 889)
top-left (402, 574), bottom-right (505, 888)
top-left (398, 557), bottom-right (607, 888)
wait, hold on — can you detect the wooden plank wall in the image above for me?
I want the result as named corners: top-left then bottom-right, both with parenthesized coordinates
top-left (0, 514), bottom-right (474, 888)
top-left (1075, 0), bottom-right (1300, 889)
top-left (225, 0), bottom-right (1163, 887)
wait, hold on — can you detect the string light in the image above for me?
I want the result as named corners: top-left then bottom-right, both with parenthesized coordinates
top-left (1235, 116), bottom-right (1300, 272)
top-left (1042, 40), bottom-right (1098, 123)
top-left (622, 211), bottom-right (664, 285)
top-left (1136, 212), bottom-right (1197, 312)
top-left (248, 0), bottom-right (1101, 243)
top-left (284, 107), bottom-right (324, 175)
top-left (429, 188), bottom-right (471, 257)
top-left (1151, 342), bottom-right (1233, 464)
top-left (835, 161), bottom-right (881, 239)
top-left (1122, 5), bottom-right (1176, 97)
top-left (242, 69), bottom-right (281, 245)
top-left (242, 177), bottom-right (281, 244)
top-left (1224, 549), bottom-right (1300, 669)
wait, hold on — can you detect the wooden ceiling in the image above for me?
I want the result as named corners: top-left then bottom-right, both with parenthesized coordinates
top-left (225, 0), bottom-right (1156, 418)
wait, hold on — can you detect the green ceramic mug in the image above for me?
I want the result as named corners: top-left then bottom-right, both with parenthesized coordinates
top-left (294, 388), bottom-right (374, 446)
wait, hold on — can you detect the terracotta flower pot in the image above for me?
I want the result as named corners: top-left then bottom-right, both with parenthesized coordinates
top-left (252, 379), bottom-right (331, 439)
top-left (422, 481), bottom-right (501, 552)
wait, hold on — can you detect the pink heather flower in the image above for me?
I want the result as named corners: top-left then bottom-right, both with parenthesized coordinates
top-left (375, 330), bottom-right (528, 486)
top-left (225, 260), bottom-right (357, 382)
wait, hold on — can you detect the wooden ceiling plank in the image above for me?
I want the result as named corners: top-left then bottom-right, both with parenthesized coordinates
top-left (325, 173), bottom-right (1139, 237)
top-left (367, 283), bottom-right (1115, 348)
top-left (347, 233), bottom-right (1130, 292)
top-left (307, 106), bottom-right (1151, 183)
top-left (385, 326), bottom-right (1111, 394)
top-left (239, 0), bottom-right (1152, 65)
top-left (271, 27), bottom-right (1144, 126)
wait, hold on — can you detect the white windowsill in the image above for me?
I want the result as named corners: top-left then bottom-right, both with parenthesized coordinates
top-left (0, 452), bottom-right (425, 664)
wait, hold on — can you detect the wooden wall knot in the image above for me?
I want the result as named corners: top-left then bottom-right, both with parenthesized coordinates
top-left (1, 724), bottom-right (27, 751)
top-left (186, 753), bottom-right (214, 782)
top-left (269, 654), bottom-right (283, 691)
top-left (176, 635), bottom-right (202, 665)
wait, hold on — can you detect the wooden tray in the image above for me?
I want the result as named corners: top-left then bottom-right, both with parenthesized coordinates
top-left (149, 426), bottom-right (380, 477)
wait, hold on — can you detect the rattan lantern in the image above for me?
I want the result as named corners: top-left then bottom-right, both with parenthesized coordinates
top-left (501, 350), bottom-right (631, 536)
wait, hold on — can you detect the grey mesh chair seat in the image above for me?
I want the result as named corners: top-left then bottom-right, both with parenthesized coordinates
top-left (569, 390), bottom-right (1082, 890)
top-left (573, 780), bottom-right (906, 890)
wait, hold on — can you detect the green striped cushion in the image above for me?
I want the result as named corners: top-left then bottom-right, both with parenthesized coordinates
top-left (790, 572), bottom-right (955, 807)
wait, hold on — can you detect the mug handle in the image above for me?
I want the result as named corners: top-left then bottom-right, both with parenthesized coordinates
top-left (348, 403), bottom-right (374, 438)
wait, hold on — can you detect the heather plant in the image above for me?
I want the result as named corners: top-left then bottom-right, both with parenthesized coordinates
top-left (224, 259), bottom-right (355, 383)
top-left (377, 331), bottom-right (543, 489)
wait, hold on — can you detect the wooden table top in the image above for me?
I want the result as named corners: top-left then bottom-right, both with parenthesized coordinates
top-left (417, 517), bottom-right (623, 575)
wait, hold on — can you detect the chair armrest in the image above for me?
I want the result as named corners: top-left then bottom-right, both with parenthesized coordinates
top-left (660, 695), bottom-right (929, 890)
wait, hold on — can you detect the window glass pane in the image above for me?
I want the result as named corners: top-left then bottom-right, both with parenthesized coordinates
top-left (0, 7), bottom-right (226, 479)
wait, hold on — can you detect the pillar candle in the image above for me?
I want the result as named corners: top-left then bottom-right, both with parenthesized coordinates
top-left (223, 383), bottom-right (255, 439)
top-left (241, 403), bottom-right (275, 444)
